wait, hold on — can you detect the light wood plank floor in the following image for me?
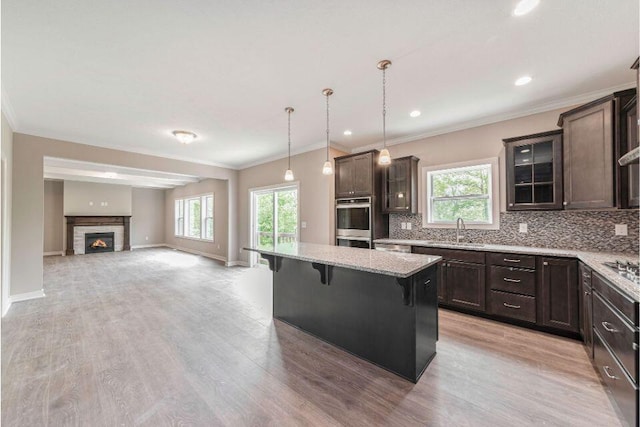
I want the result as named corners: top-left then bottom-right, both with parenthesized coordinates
top-left (2, 248), bottom-right (623, 426)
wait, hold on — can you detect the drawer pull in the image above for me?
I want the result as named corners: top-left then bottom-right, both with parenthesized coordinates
top-left (584, 291), bottom-right (590, 296)
top-left (603, 366), bottom-right (618, 380)
top-left (503, 258), bottom-right (521, 263)
top-left (601, 321), bottom-right (619, 333)
top-left (424, 279), bottom-right (431, 286)
top-left (503, 277), bottom-right (521, 283)
top-left (582, 272), bottom-right (591, 278)
top-left (503, 302), bottom-right (521, 309)
top-left (633, 342), bottom-right (638, 351)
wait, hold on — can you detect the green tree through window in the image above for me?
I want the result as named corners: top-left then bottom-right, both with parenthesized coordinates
top-left (429, 164), bottom-right (492, 223)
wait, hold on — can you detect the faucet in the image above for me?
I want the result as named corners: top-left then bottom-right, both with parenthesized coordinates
top-left (456, 217), bottom-right (465, 244)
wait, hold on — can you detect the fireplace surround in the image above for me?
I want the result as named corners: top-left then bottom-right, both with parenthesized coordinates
top-left (65, 216), bottom-right (131, 255)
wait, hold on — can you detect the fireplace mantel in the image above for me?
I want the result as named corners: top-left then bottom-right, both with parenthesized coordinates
top-left (65, 216), bottom-right (131, 255)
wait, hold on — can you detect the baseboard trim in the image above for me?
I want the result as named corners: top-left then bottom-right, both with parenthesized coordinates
top-left (10, 289), bottom-right (46, 303)
top-left (131, 244), bottom-right (167, 249)
top-left (166, 244), bottom-right (228, 264)
top-left (226, 260), bottom-right (250, 267)
top-left (2, 299), bottom-right (12, 317)
top-left (44, 251), bottom-right (64, 257)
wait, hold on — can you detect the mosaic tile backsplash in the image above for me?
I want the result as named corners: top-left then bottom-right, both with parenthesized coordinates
top-left (390, 210), bottom-right (640, 254)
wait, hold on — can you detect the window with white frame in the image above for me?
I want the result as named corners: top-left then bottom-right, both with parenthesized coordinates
top-left (423, 158), bottom-right (499, 228)
top-left (174, 194), bottom-right (214, 241)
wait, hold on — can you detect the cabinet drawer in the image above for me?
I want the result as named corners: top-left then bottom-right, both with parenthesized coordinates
top-left (413, 247), bottom-right (485, 264)
top-left (489, 290), bottom-right (536, 323)
top-left (489, 266), bottom-right (536, 296)
top-left (487, 252), bottom-right (536, 269)
top-left (592, 272), bottom-right (638, 325)
top-left (593, 331), bottom-right (638, 427)
top-left (593, 292), bottom-right (638, 381)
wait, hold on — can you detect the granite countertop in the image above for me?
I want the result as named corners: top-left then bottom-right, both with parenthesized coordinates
top-left (244, 242), bottom-right (441, 278)
top-left (374, 238), bottom-right (640, 302)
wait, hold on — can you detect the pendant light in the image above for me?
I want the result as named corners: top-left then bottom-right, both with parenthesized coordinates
top-left (284, 107), bottom-right (295, 181)
top-left (377, 59), bottom-right (392, 165)
top-left (322, 88), bottom-right (334, 175)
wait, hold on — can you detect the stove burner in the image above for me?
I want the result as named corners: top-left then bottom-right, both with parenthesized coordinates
top-left (603, 261), bottom-right (640, 285)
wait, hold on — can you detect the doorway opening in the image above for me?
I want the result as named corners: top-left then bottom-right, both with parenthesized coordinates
top-left (250, 184), bottom-right (299, 267)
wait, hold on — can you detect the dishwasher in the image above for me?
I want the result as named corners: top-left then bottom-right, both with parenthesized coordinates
top-left (374, 243), bottom-right (412, 253)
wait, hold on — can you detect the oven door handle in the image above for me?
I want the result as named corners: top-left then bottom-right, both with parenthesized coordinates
top-left (336, 204), bottom-right (371, 209)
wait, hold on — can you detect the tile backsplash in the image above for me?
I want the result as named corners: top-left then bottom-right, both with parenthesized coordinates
top-left (390, 210), bottom-right (640, 254)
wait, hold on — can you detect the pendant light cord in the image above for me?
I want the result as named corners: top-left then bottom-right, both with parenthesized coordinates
top-left (382, 67), bottom-right (387, 149)
top-left (326, 93), bottom-right (330, 161)
top-left (287, 109), bottom-right (292, 169)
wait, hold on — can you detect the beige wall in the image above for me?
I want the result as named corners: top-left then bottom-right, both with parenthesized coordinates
top-left (63, 181), bottom-right (132, 216)
top-left (238, 147), bottom-right (346, 263)
top-left (11, 133), bottom-right (238, 296)
top-left (1, 113), bottom-right (14, 312)
top-left (381, 106), bottom-right (573, 214)
top-left (44, 180), bottom-right (64, 253)
top-left (131, 188), bottom-right (165, 247)
top-left (165, 178), bottom-right (228, 260)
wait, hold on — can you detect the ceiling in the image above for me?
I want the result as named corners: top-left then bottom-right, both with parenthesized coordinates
top-left (3, 1), bottom-right (638, 169)
top-left (44, 157), bottom-right (200, 189)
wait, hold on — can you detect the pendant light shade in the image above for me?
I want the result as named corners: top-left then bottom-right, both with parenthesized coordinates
top-left (322, 88), bottom-right (334, 175)
top-left (284, 107), bottom-right (295, 181)
top-left (377, 59), bottom-right (392, 165)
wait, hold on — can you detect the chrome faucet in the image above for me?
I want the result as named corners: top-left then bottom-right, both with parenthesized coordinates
top-left (456, 217), bottom-right (466, 244)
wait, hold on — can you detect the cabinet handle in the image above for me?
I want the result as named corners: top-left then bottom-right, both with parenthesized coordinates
top-left (503, 258), bottom-right (521, 263)
top-left (584, 291), bottom-right (590, 296)
top-left (543, 262), bottom-right (548, 266)
top-left (601, 321), bottom-right (619, 333)
top-left (563, 201), bottom-right (568, 206)
top-left (503, 302), bottom-right (521, 309)
top-left (582, 272), bottom-right (591, 278)
top-left (503, 277), bottom-right (521, 283)
top-left (633, 342), bottom-right (638, 351)
top-left (602, 366), bottom-right (618, 380)
top-left (509, 203), bottom-right (514, 207)
top-left (423, 279), bottom-right (431, 287)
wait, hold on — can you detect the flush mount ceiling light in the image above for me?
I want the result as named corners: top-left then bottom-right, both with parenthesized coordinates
top-left (284, 107), bottom-right (295, 182)
top-left (410, 110), bottom-right (421, 118)
top-left (172, 130), bottom-right (197, 144)
top-left (322, 88), bottom-right (334, 176)
top-left (515, 75), bottom-right (533, 86)
top-left (513, 0), bottom-right (540, 16)
top-left (377, 59), bottom-right (392, 166)
top-left (343, 130), bottom-right (352, 136)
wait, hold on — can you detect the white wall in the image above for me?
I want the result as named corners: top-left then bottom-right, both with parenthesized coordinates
top-left (131, 188), bottom-right (165, 247)
top-left (44, 180), bottom-right (64, 253)
top-left (1, 112), bottom-right (14, 313)
top-left (63, 181), bottom-right (132, 216)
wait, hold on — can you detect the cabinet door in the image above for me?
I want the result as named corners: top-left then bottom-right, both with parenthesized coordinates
top-left (352, 153), bottom-right (373, 196)
top-left (562, 100), bottom-right (614, 209)
top-left (579, 263), bottom-right (593, 358)
top-left (384, 158), bottom-right (409, 212)
top-left (437, 261), bottom-right (446, 303)
top-left (626, 101), bottom-right (639, 207)
top-left (539, 257), bottom-right (579, 332)
top-left (445, 260), bottom-right (486, 312)
top-left (335, 157), bottom-right (354, 198)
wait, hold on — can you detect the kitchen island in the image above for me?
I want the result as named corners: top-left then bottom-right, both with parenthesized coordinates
top-left (244, 242), bottom-right (441, 383)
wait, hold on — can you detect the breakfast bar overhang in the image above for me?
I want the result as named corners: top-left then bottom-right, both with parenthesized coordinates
top-left (245, 243), bottom-right (441, 383)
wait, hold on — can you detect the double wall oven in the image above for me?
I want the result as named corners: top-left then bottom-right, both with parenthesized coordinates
top-left (336, 197), bottom-right (372, 248)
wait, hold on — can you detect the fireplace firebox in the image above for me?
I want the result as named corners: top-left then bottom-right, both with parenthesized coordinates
top-left (85, 232), bottom-right (115, 254)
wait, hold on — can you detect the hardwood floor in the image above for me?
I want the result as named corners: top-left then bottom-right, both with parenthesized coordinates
top-left (2, 248), bottom-right (623, 426)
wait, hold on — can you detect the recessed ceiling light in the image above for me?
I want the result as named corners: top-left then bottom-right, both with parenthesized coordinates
top-left (343, 130), bottom-right (352, 136)
top-left (410, 110), bottom-right (421, 118)
top-left (104, 172), bottom-right (118, 178)
top-left (515, 75), bottom-right (532, 86)
top-left (513, 0), bottom-right (540, 16)
top-left (172, 130), bottom-right (197, 144)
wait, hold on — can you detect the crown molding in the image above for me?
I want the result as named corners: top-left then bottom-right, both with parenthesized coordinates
top-left (351, 81), bottom-right (637, 153)
top-left (237, 140), bottom-right (351, 170)
top-left (1, 85), bottom-right (19, 131)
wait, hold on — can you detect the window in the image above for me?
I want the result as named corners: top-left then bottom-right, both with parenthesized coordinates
top-left (423, 158), bottom-right (499, 229)
top-left (174, 194), bottom-right (214, 241)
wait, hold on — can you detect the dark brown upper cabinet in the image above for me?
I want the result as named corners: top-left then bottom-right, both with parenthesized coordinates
top-left (503, 130), bottom-right (563, 211)
top-left (383, 156), bottom-right (419, 213)
top-left (335, 150), bottom-right (378, 198)
top-left (558, 88), bottom-right (636, 209)
top-left (616, 63), bottom-right (638, 208)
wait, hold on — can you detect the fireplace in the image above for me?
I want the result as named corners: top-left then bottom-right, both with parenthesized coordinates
top-left (85, 232), bottom-right (115, 254)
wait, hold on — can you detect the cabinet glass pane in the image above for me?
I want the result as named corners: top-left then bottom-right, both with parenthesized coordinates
top-left (388, 181), bottom-right (408, 209)
top-left (533, 141), bottom-right (553, 163)
top-left (514, 165), bottom-right (532, 184)
top-left (534, 162), bottom-right (553, 183)
top-left (534, 184), bottom-right (553, 204)
top-left (514, 144), bottom-right (533, 165)
top-left (515, 186), bottom-right (533, 204)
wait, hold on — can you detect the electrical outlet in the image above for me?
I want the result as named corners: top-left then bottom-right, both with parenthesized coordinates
top-left (301, 221), bottom-right (307, 229)
top-left (615, 224), bottom-right (628, 236)
top-left (406, 222), bottom-right (412, 230)
top-left (401, 222), bottom-right (407, 230)
top-left (519, 223), bottom-right (528, 233)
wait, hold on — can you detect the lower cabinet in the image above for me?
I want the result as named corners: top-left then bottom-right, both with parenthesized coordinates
top-left (444, 260), bottom-right (486, 311)
top-left (538, 257), bottom-right (579, 333)
top-left (579, 263), bottom-right (594, 358)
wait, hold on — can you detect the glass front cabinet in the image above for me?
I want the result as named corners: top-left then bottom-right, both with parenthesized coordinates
top-left (383, 156), bottom-right (419, 213)
top-left (503, 130), bottom-right (563, 210)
